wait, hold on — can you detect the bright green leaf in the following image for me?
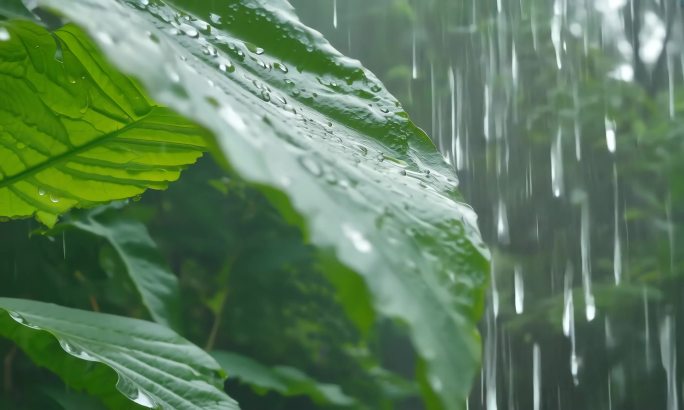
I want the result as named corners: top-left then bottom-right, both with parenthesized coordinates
top-left (0, 20), bottom-right (207, 227)
top-left (62, 203), bottom-right (182, 330)
top-left (0, 297), bottom-right (238, 410)
top-left (212, 351), bottom-right (355, 407)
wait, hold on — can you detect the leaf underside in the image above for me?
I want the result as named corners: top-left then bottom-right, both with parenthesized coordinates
top-left (212, 351), bottom-right (356, 407)
top-left (0, 20), bottom-right (207, 227)
top-left (0, 298), bottom-right (238, 410)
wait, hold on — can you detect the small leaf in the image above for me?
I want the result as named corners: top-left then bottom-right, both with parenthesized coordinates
top-left (212, 351), bottom-right (355, 407)
top-left (0, 298), bottom-right (238, 410)
top-left (63, 203), bottom-right (182, 330)
top-left (0, 20), bottom-right (207, 226)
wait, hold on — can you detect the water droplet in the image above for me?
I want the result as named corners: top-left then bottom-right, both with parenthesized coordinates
top-left (274, 62), bottom-right (289, 73)
top-left (411, 30), bottom-right (418, 79)
top-left (660, 315), bottom-right (678, 410)
top-left (59, 340), bottom-right (97, 361)
top-left (179, 23), bottom-right (199, 38)
top-left (333, 0), bottom-right (338, 28)
top-left (342, 224), bottom-right (373, 253)
top-left (116, 379), bottom-right (157, 409)
top-left (95, 31), bottom-right (114, 46)
top-left (8, 311), bottom-right (40, 329)
top-left (496, 200), bottom-right (509, 244)
top-left (209, 13), bottom-right (222, 25)
top-left (132, 389), bottom-right (156, 408)
top-left (218, 59), bottom-right (235, 73)
top-left (298, 156), bottom-right (323, 176)
top-left (533, 344), bottom-right (541, 410)
top-left (430, 375), bottom-right (443, 392)
top-left (0, 27), bottom-right (10, 42)
top-left (514, 264), bottom-right (524, 314)
top-left (245, 43), bottom-right (264, 55)
top-left (605, 117), bottom-right (617, 153)
top-left (38, 188), bottom-right (46, 196)
top-left (551, 127), bottom-right (564, 197)
top-left (49, 194), bottom-right (60, 203)
top-left (8, 311), bottom-right (25, 324)
top-left (164, 65), bottom-right (180, 83)
top-left (218, 105), bottom-right (247, 132)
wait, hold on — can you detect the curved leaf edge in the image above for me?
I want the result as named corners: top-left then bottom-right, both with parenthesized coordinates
top-left (0, 299), bottom-right (236, 410)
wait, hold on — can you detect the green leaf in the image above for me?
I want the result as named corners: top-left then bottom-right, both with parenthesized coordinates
top-left (212, 351), bottom-right (355, 407)
top-left (0, 0), bottom-right (32, 20)
top-left (0, 20), bottom-right (207, 227)
top-left (40, 386), bottom-right (108, 410)
top-left (5, 1), bottom-right (490, 407)
top-left (0, 297), bottom-right (238, 410)
top-left (63, 203), bottom-right (182, 330)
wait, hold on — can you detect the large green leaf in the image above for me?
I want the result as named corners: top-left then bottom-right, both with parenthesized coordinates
top-left (0, 20), bottom-right (207, 227)
top-left (212, 351), bottom-right (355, 407)
top-left (62, 204), bottom-right (182, 330)
top-left (3, 1), bottom-right (490, 408)
top-left (0, 297), bottom-right (238, 409)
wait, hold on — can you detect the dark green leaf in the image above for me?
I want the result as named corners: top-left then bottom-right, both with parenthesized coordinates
top-left (0, 298), bottom-right (238, 409)
top-left (63, 204), bottom-right (181, 330)
top-left (212, 351), bottom-right (355, 407)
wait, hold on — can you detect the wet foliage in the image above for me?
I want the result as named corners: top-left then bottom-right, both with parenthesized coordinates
top-left (0, 1), bottom-right (489, 409)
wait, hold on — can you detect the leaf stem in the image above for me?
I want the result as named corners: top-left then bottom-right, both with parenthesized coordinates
top-left (205, 251), bottom-right (240, 351)
top-left (3, 345), bottom-right (17, 394)
top-left (89, 295), bottom-right (101, 312)
top-left (205, 292), bottom-right (228, 352)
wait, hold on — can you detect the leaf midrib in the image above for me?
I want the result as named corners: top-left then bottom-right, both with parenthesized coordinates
top-left (0, 109), bottom-right (156, 190)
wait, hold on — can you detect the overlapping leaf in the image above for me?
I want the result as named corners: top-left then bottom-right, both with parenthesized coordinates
top-left (18, 0), bottom-right (490, 407)
top-left (0, 298), bottom-right (237, 409)
top-left (0, 20), bottom-right (207, 226)
top-left (63, 204), bottom-right (182, 330)
top-left (212, 351), bottom-right (355, 407)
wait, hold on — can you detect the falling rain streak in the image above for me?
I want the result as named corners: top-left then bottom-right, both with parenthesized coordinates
top-left (293, 0), bottom-right (684, 408)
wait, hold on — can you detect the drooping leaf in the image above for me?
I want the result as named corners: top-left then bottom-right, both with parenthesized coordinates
top-left (212, 351), bottom-right (355, 407)
top-left (0, 297), bottom-right (238, 410)
top-left (0, 20), bottom-right (207, 227)
top-left (61, 203), bottom-right (181, 330)
top-left (40, 386), bottom-right (108, 410)
top-left (18, 0), bottom-right (490, 407)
